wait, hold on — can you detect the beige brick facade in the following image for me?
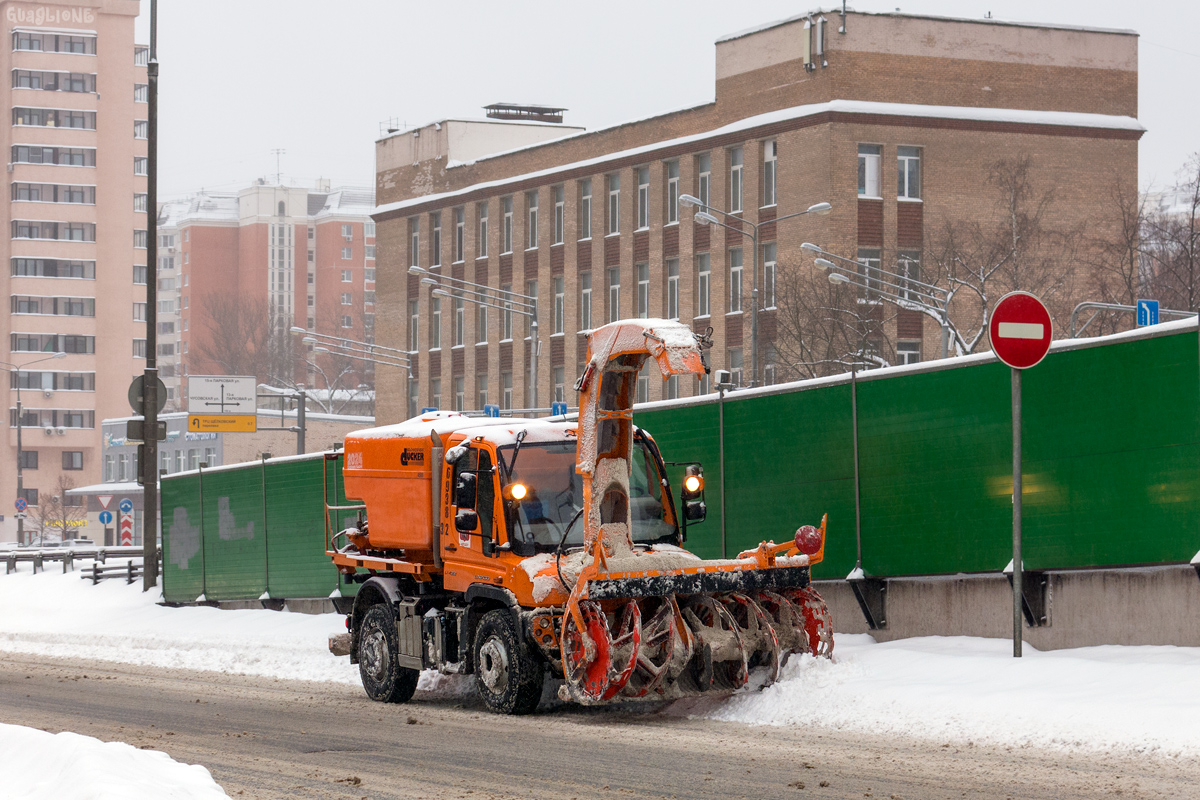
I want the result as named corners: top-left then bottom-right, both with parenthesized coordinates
top-left (372, 10), bottom-right (1141, 424)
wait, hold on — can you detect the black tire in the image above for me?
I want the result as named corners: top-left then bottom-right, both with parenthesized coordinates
top-left (357, 603), bottom-right (419, 704)
top-left (473, 609), bottom-right (544, 715)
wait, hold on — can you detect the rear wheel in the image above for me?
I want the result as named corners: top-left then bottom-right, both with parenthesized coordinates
top-left (357, 603), bottom-right (419, 704)
top-left (474, 609), bottom-right (544, 715)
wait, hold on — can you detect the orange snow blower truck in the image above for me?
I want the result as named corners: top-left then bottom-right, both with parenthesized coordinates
top-left (326, 318), bottom-right (832, 714)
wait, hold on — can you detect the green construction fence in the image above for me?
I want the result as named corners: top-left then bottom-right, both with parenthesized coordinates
top-left (160, 322), bottom-right (1200, 601)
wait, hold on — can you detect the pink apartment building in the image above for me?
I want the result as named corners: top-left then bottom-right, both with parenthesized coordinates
top-left (1, 0), bottom-right (145, 542)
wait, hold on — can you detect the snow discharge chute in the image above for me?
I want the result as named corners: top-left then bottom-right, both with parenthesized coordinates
top-left (559, 319), bottom-right (833, 702)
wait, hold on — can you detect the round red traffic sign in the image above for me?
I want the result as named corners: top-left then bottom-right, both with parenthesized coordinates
top-left (990, 291), bottom-right (1052, 369)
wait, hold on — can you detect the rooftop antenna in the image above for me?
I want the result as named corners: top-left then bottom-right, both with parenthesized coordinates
top-left (271, 148), bottom-right (286, 185)
top-left (839, 0), bottom-right (847, 34)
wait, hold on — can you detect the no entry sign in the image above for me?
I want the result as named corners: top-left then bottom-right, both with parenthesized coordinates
top-left (989, 291), bottom-right (1052, 369)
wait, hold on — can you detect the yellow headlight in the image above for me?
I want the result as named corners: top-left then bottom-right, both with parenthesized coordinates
top-left (684, 475), bottom-right (703, 493)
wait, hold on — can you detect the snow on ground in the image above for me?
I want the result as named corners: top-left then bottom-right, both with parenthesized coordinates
top-left (4, 565), bottom-right (1200, 755)
top-left (0, 722), bottom-right (228, 799)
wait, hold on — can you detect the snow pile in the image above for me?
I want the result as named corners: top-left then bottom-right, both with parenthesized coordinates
top-left (0, 567), bottom-right (358, 685)
top-left (0, 723), bottom-right (227, 799)
top-left (702, 634), bottom-right (1200, 756)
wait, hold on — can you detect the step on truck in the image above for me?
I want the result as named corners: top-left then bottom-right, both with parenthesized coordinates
top-left (327, 318), bottom-right (833, 714)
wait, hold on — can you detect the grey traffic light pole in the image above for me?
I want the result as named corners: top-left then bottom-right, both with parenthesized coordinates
top-left (142, 0), bottom-right (159, 590)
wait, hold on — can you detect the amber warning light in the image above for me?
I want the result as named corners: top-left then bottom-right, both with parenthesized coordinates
top-left (506, 483), bottom-right (529, 501)
top-left (683, 474), bottom-right (703, 493)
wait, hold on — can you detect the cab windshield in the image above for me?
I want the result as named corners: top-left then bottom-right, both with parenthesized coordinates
top-left (499, 439), bottom-right (676, 550)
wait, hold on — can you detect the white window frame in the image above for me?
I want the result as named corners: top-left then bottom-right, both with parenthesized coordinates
top-left (898, 146), bottom-right (922, 200)
top-left (763, 243), bottom-right (777, 310)
top-left (636, 166), bottom-right (649, 230)
top-left (728, 248), bottom-right (743, 313)
top-left (696, 253), bottom-right (710, 318)
top-left (477, 202), bottom-right (489, 259)
top-left (898, 340), bottom-right (921, 365)
top-left (636, 263), bottom-right (649, 319)
top-left (476, 302), bottom-right (488, 344)
top-left (857, 247), bottom-right (882, 302)
top-left (430, 296), bottom-right (442, 349)
top-left (553, 276), bottom-right (564, 334)
top-left (341, 269), bottom-right (352, 282)
top-left (501, 196), bottom-right (513, 254)
top-left (858, 144), bottom-right (882, 198)
top-left (453, 206), bottom-right (465, 262)
top-left (526, 191), bottom-right (538, 250)
top-left (666, 160), bottom-right (679, 224)
top-left (608, 267), bottom-right (620, 323)
top-left (501, 284), bottom-right (513, 340)
top-left (477, 371), bottom-right (489, 408)
top-left (431, 212), bottom-right (442, 266)
top-left (697, 153), bottom-right (711, 209)
top-left (579, 272), bottom-right (592, 331)
top-left (409, 299), bottom-right (419, 351)
top-left (453, 296), bottom-right (464, 346)
top-left (729, 148), bottom-right (743, 213)
top-left (553, 185), bottom-right (564, 245)
top-left (341, 292), bottom-right (352, 305)
top-left (409, 219), bottom-right (419, 266)
top-left (579, 179), bottom-right (592, 240)
top-left (763, 140), bottom-right (777, 207)
top-left (607, 174), bottom-right (620, 235)
top-left (667, 258), bottom-right (679, 320)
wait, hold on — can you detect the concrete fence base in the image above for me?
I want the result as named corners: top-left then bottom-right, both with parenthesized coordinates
top-left (817, 564), bottom-right (1200, 650)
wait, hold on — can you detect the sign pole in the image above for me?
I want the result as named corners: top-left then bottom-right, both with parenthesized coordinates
top-left (142, 0), bottom-right (159, 590)
top-left (1011, 366), bottom-right (1023, 658)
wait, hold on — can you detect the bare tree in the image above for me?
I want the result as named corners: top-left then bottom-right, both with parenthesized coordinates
top-left (1143, 154), bottom-right (1200, 313)
top-left (772, 261), bottom-right (898, 380)
top-left (194, 290), bottom-right (270, 379)
top-left (926, 155), bottom-right (1081, 352)
top-left (1080, 176), bottom-right (1150, 335)
top-left (31, 475), bottom-right (87, 544)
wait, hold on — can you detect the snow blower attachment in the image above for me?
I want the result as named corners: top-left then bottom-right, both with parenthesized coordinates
top-left (329, 318), bottom-right (832, 713)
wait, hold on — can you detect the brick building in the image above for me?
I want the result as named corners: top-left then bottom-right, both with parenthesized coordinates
top-left (156, 181), bottom-right (376, 410)
top-left (1, 0), bottom-right (146, 543)
top-left (372, 9), bottom-right (1141, 424)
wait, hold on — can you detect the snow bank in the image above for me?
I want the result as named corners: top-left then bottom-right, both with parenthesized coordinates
top-left (0, 723), bottom-right (227, 799)
top-left (702, 634), bottom-right (1200, 756)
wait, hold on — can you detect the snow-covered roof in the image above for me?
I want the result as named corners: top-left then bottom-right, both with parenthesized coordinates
top-left (312, 187), bottom-right (376, 219)
top-left (159, 185), bottom-right (374, 226)
top-left (375, 99), bottom-right (1143, 218)
top-left (715, 8), bottom-right (1138, 44)
top-left (65, 481), bottom-right (142, 496)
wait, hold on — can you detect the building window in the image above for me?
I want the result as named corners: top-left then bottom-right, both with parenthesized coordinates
top-left (607, 267), bottom-right (620, 323)
top-left (133, 339), bottom-right (147, 358)
top-left (431, 212), bottom-right (441, 266)
top-left (763, 242), bottom-right (777, 309)
top-left (728, 347), bottom-right (743, 387)
top-left (898, 341), bottom-right (921, 365)
top-left (636, 364), bottom-right (649, 404)
top-left (763, 140), bottom-right (777, 207)
top-left (858, 144), bottom-right (882, 198)
top-left (502, 371), bottom-right (513, 410)
top-left (430, 296), bottom-right (442, 348)
top-left (19, 450), bottom-right (38, 470)
top-left (857, 248), bottom-right (882, 301)
top-left (133, 264), bottom-right (147, 284)
top-left (477, 371), bottom-right (489, 408)
top-left (365, 268), bottom-right (375, 281)
top-left (696, 253), bottom-right (710, 318)
top-left (578, 179), bottom-right (592, 240)
top-left (764, 345), bottom-right (778, 386)
top-left (553, 185), bottom-right (564, 245)
top-left (898, 251), bottom-right (922, 301)
top-left (19, 488), bottom-right (38, 507)
top-left (133, 302), bottom-right (147, 321)
top-left (409, 218), bottom-right (419, 266)
top-left (636, 263), bottom-right (649, 319)
top-left (453, 207), bottom-right (465, 262)
top-left (133, 229), bottom-right (148, 248)
top-left (553, 366), bottom-right (565, 404)
top-left (607, 174), bottom-right (620, 235)
top-left (898, 146), bottom-right (921, 200)
top-left (636, 166), bottom-right (650, 230)
top-left (667, 259), bottom-right (679, 320)
top-left (342, 315), bottom-right (353, 328)
top-left (553, 276), bottom-right (565, 334)
top-left (62, 451), bottom-right (83, 470)
top-left (579, 272), bottom-right (592, 331)
top-left (408, 299), bottom-right (419, 351)
top-left (340, 269), bottom-right (352, 282)
top-left (454, 376), bottom-right (465, 411)
top-left (134, 193), bottom-right (147, 212)
top-left (477, 303), bottom-right (488, 344)
top-left (453, 297), bottom-right (464, 346)
top-left (134, 157), bottom-right (147, 175)
top-left (501, 284), bottom-right (513, 340)
top-left (431, 378), bottom-right (441, 410)
top-left (696, 153), bottom-right (711, 209)
top-left (365, 245), bottom-right (375, 259)
top-left (500, 196), bottom-right (514, 253)
top-left (133, 119), bottom-right (149, 139)
top-left (525, 280), bottom-right (538, 339)
top-left (477, 202), bottom-right (489, 258)
top-left (526, 191), bottom-right (538, 249)
top-left (341, 223), bottom-right (353, 241)
top-left (666, 161), bottom-right (679, 224)
top-left (729, 249), bottom-right (743, 313)
top-left (666, 374), bottom-right (679, 399)
top-left (729, 148), bottom-right (743, 213)
top-left (341, 292), bottom-right (352, 305)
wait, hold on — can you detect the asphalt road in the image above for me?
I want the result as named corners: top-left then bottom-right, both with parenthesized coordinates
top-left (1, 652), bottom-right (1196, 800)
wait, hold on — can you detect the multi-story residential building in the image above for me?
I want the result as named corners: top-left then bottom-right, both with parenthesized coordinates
top-left (157, 180), bottom-right (376, 409)
top-left (373, 9), bottom-right (1141, 423)
top-left (1, 0), bottom-right (145, 542)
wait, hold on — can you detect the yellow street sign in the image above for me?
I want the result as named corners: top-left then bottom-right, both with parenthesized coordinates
top-left (188, 414), bottom-right (256, 433)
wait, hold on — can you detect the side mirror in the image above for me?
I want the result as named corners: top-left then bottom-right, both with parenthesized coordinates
top-left (454, 509), bottom-right (478, 533)
top-left (455, 472), bottom-right (477, 509)
top-left (685, 501), bottom-right (707, 522)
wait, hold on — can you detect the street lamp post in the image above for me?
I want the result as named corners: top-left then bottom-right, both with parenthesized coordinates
top-left (802, 242), bottom-right (954, 359)
top-left (409, 266), bottom-right (540, 412)
top-left (2, 352), bottom-right (66, 546)
top-left (679, 195), bottom-right (831, 387)
top-left (288, 327), bottom-right (412, 424)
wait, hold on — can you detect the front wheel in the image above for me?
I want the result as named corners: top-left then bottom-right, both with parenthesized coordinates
top-left (357, 603), bottom-right (419, 703)
top-left (474, 609), bottom-right (544, 715)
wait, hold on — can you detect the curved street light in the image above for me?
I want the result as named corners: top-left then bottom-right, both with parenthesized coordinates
top-left (2, 351), bottom-right (67, 545)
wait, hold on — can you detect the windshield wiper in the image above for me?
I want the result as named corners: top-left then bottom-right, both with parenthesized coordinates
top-left (502, 429), bottom-right (528, 481)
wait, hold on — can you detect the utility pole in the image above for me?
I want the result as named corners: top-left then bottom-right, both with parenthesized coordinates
top-left (272, 148), bottom-right (286, 185)
top-left (142, 0), bottom-right (160, 590)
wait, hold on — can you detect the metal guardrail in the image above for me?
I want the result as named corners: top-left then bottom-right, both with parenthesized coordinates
top-left (82, 560), bottom-right (145, 585)
top-left (3, 546), bottom-right (151, 575)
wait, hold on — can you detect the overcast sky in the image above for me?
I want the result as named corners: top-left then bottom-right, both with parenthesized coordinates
top-left (136, 1), bottom-right (1199, 200)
